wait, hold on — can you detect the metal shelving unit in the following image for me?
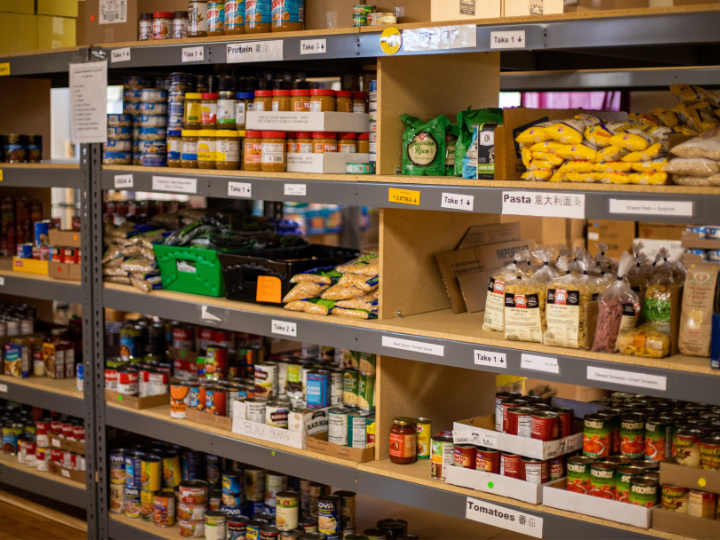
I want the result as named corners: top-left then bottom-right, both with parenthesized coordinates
top-left (0, 271), bottom-right (83, 304)
top-left (0, 456), bottom-right (88, 509)
top-left (0, 163), bottom-right (83, 188)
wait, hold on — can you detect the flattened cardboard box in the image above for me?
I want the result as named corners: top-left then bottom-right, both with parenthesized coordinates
top-left (653, 507), bottom-right (720, 540)
top-left (305, 431), bottom-right (375, 463)
top-left (105, 389), bottom-right (170, 409)
top-left (186, 406), bottom-right (232, 431)
top-left (49, 462), bottom-right (86, 485)
top-left (49, 435), bottom-right (86, 456)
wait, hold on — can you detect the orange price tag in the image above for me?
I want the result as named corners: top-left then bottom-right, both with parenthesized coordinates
top-left (256, 276), bottom-right (282, 303)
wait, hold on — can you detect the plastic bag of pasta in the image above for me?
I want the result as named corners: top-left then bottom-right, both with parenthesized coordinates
top-left (504, 275), bottom-right (547, 343)
top-left (337, 273), bottom-right (379, 292)
top-left (336, 295), bottom-right (379, 312)
top-left (628, 243), bottom-right (651, 293)
top-left (544, 257), bottom-right (593, 349)
top-left (544, 115), bottom-right (601, 145)
top-left (592, 252), bottom-right (641, 353)
top-left (670, 127), bottom-right (720, 160)
top-left (283, 282), bottom-right (330, 303)
top-left (678, 262), bottom-right (720, 357)
top-left (482, 254), bottom-right (525, 332)
top-left (531, 246), bottom-right (561, 284)
top-left (333, 307), bottom-right (377, 320)
top-left (284, 298), bottom-right (336, 316)
top-left (337, 253), bottom-right (379, 276)
top-left (290, 266), bottom-right (341, 285)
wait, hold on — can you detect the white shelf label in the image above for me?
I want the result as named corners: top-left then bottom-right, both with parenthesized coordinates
top-left (382, 336), bottom-right (444, 357)
top-left (52, 439), bottom-right (61, 447)
top-left (474, 350), bottom-right (507, 369)
top-left (227, 40), bottom-right (284, 63)
top-left (228, 182), bottom-right (252, 198)
top-left (300, 38), bottom-right (326, 55)
top-left (0, 277), bottom-right (4, 286)
top-left (61, 469), bottom-right (71, 478)
top-left (521, 353), bottom-right (559, 374)
top-left (152, 176), bottom-right (197, 194)
top-left (502, 191), bottom-right (585, 219)
top-left (490, 30), bottom-right (526, 49)
top-left (609, 199), bottom-right (693, 217)
top-left (110, 47), bottom-right (131, 63)
top-left (114, 174), bottom-right (133, 190)
top-left (441, 193), bottom-right (474, 212)
top-left (182, 46), bottom-right (204, 63)
top-left (284, 184), bottom-right (306, 196)
top-left (403, 25), bottom-right (477, 52)
top-left (0, 384), bottom-right (6, 393)
top-left (587, 366), bottom-right (667, 391)
top-left (272, 320), bottom-right (297, 337)
top-left (466, 497), bottom-right (543, 537)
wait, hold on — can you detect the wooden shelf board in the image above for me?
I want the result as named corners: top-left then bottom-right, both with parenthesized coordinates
top-left (1, 161), bottom-right (79, 169)
top-left (0, 451), bottom-right (85, 491)
top-left (109, 512), bottom-right (179, 539)
top-left (0, 374), bottom-right (83, 400)
top-left (0, 47), bottom-right (83, 60)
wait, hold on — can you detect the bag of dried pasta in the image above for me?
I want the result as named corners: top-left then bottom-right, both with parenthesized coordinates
top-left (531, 246), bottom-right (561, 284)
top-left (337, 253), bottom-right (379, 276)
top-left (592, 252), bottom-right (641, 353)
top-left (544, 257), bottom-right (592, 349)
top-left (283, 266), bottom-right (341, 303)
top-left (284, 298), bottom-right (336, 316)
top-left (482, 254), bottom-right (525, 332)
top-left (678, 262), bottom-right (720, 357)
top-left (504, 274), bottom-right (547, 343)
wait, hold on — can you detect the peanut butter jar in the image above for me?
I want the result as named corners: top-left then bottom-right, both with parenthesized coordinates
top-left (261, 131), bottom-right (286, 172)
top-left (243, 131), bottom-right (263, 171)
top-left (309, 89), bottom-right (336, 112)
top-left (216, 130), bottom-right (240, 170)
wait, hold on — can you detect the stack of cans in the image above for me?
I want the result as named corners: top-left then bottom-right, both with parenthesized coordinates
top-left (368, 79), bottom-right (377, 164)
top-left (122, 76), bottom-right (149, 166)
top-left (138, 87), bottom-right (169, 167)
top-left (168, 72), bottom-right (193, 131)
top-left (104, 113), bottom-right (133, 165)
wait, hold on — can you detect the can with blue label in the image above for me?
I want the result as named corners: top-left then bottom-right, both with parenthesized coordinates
top-left (16, 243), bottom-right (33, 258)
top-left (169, 101), bottom-right (185, 116)
top-left (138, 114), bottom-right (167, 127)
top-left (110, 449), bottom-right (127, 485)
top-left (711, 313), bottom-right (720, 370)
top-left (207, 453), bottom-right (221, 487)
top-left (685, 248), bottom-right (707, 259)
top-left (124, 76), bottom-right (148, 87)
top-left (27, 135), bottom-right (42, 162)
top-left (124, 451), bottom-right (145, 487)
top-left (138, 141), bottom-right (167, 154)
top-left (317, 495), bottom-right (341, 534)
top-left (306, 370), bottom-right (329, 409)
top-left (124, 102), bottom-right (141, 115)
top-left (34, 220), bottom-right (51, 246)
top-left (124, 89), bottom-right (143, 102)
top-left (709, 250), bottom-right (720, 261)
top-left (142, 153), bottom-right (168, 167)
top-left (223, 470), bottom-right (244, 494)
top-left (77, 363), bottom-right (84, 392)
top-left (246, 519), bottom-right (267, 540)
top-left (107, 126), bottom-right (132, 139)
top-left (686, 226), bottom-right (707, 238)
top-left (140, 88), bottom-right (167, 102)
top-left (124, 486), bottom-right (141, 518)
top-left (108, 113), bottom-right (133, 126)
top-left (247, 500), bottom-right (266, 516)
top-left (139, 127), bottom-right (167, 141)
top-left (103, 151), bottom-right (132, 164)
top-left (246, 0), bottom-right (271, 26)
top-left (182, 450), bottom-right (202, 481)
top-left (139, 102), bottom-right (168, 115)
top-left (104, 139), bottom-right (132, 152)
top-left (707, 226), bottom-right (720, 239)
top-left (222, 505), bottom-right (248, 519)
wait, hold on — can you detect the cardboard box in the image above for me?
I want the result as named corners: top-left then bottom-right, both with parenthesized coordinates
top-left (0, 13), bottom-right (37, 54)
top-left (186, 406), bottom-right (232, 431)
top-left (49, 229), bottom-right (82, 248)
top-left (660, 460), bottom-right (720, 492)
top-left (543, 478), bottom-right (655, 528)
top-left (105, 389), bottom-right (170, 409)
top-left (653, 507), bottom-right (720, 539)
top-left (38, 15), bottom-right (76, 50)
top-left (431, 0), bottom-right (502, 20)
top-left (504, 0), bottom-right (563, 16)
top-left (453, 415), bottom-right (583, 460)
top-left (246, 112), bottom-right (369, 133)
top-left (567, 219), bottom-right (585, 246)
top-left (49, 262), bottom-right (81, 282)
top-left (49, 462), bottom-right (86, 485)
top-left (586, 220), bottom-right (636, 260)
top-left (287, 153), bottom-right (370, 174)
top-left (13, 257), bottom-right (48, 276)
top-left (576, 0), bottom-right (649, 8)
top-left (49, 435), bottom-right (86, 456)
top-left (501, 215), bottom-right (568, 245)
top-left (305, 432), bottom-right (375, 463)
top-left (77, 0), bottom-right (138, 45)
top-left (525, 379), bottom-right (611, 403)
top-left (637, 238), bottom-right (684, 263)
top-left (37, 0), bottom-right (79, 18)
top-left (456, 222), bottom-right (523, 250)
top-left (682, 232), bottom-right (720, 250)
top-left (445, 464), bottom-right (553, 504)
top-left (0, 0), bottom-right (34, 14)
top-left (638, 222), bottom-right (688, 241)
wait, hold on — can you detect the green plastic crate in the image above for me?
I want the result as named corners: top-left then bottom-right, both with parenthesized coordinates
top-left (153, 244), bottom-right (237, 297)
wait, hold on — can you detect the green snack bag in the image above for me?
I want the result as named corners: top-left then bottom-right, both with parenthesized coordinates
top-left (445, 123), bottom-right (460, 176)
top-left (454, 107), bottom-right (504, 176)
top-left (401, 113), bottom-right (450, 176)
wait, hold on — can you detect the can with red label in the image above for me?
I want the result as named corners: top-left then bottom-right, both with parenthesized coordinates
top-left (476, 447), bottom-right (500, 474)
top-left (51, 246), bottom-right (64, 263)
top-left (50, 448), bottom-right (63, 464)
top-left (73, 424), bottom-right (85, 442)
top-left (205, 386), bottom-right (228, 416)
top-left (25, 439), bottom-right (36, 467)
top-left (501, 399), bottom-right (528, 433)
top-left (551, 407), bottom-right (574, 438)
top-left (199, 328), bottom-right (214, 351)
top-left (62, 421), bottom-right (74, 440)
top-left (105, 367), bottom-right (119, 391)
top-left (495, 392), bottom-right (522, 431)
top-left (173, 326), bottom-right (194, 350)
top-left (149, 370), bottom-right (169, 396)
top-left (117, 366), bottom-right (139, 396)
top-left (522, 457), bottom-right (550, 484)
top-left (501, 451), bottom-right (522, 479)
top-left (77, 249), bottom-right (81, 264)
top-left (204, 347), bottom-right (228, 380)
top-left (36, 418), bottom-right (51, 447)
top-left (453, 444), bottom-right (476, 469)
top-left (138, 368), bottom-right (150, 397)
top-left (64, 248), bottom-right (77, 264)
top-left (507, 407), bottom-right (533, 437)
top-left (531, 411), bottom-right (560, 441)
top-left (63, 450), bottom-right (73, 469)
top-left (50, 418), bottom-right (63, 436)
top-left (72, 215), bottom-right (81, 230)
top-left (36, 446), bottom-right (48, 471)
top-left (550, 455), bottom-right (566, 480)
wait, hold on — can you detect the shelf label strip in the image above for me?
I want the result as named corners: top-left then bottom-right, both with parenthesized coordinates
top-left (587, 366), bottom-right (667, 391)
top-left (466, 497), bottom-right (543, 538)
top-left (114, 174), bottom-right (133, 190)
top-left (521, 353), bottom-right (559, 374)
top-left (490, 30), bottom-right (527, 50)
top-left (110, 48), bottom-right (131, 63)
top-left (442, 193), bottom-right (474, 211)
top-left (152, 176), bottom-right (197, 194)
top-left (474, 350), bottom-right (507, 369)
top-left (228, 181), bottom-right (252, 198)
top-left (182, 46), bottom-right (205, 63)
top-left (0, 384), bottom-right (6, 393)
top-left (227, 40), bottom-right (284, 63)
top-left (300, 38), bottom-right (326, 55)
top-left (609, 199), bottom-right (693, 217)
top-left (502, 191), bottom-right (585, 219)
top-left (382, 336), bottom-right (444, 357)
top-left (272, 320), bottom-right (297, 337)
top-left (402, 25), bottom-right (477, 52)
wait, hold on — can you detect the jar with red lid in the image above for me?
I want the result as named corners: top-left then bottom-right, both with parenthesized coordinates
top-left (310, 89), bottom-right (336, 112)
top-left (261, 131), bottom-right (286, 172)
top-left (357, 132), bottom-right (370, 153)
top-left (243, 131), bottom-right (263, 171)
top-left (353, 92), bottom-right (368, 113)
top-left (152, 12), bottom-right (173, 40)
top-left (201, 93), bottom-right (219, 129)
top-left (286, 133), bottom-right (297, 154)
top-left (313, 132), bottom-right (338, 153)
top-left (254, 90), bottom-right (274, 112)
top-left (339, 133), bottom-right (357, 153)
top-left (336, 90), bottom-right (353, 113)
top-left (390, 417), bottom-right (417, 464)
top-left (291, 89), bottom-right (311, 112)
top-left (272, 89), bottom-right (292, 112)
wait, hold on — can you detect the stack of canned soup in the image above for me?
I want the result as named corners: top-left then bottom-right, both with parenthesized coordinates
top-left (368, 80), bottom-right (377, 164)
top-left (104, 113), bottom-right (133, 165)
top-left (138, 86), bottom-right (169, 167)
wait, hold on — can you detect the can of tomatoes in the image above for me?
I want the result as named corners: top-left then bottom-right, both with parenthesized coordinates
top-left (584, 414), bottom-right (611, 459)
top-left (521, 457), bottom-right (550, 485)
top-left (645, 416), bottom-right (673, 462)
top-left (531, 411), bottom-right (559, 441)
top-left (616, 466), bottom-right (645, 503)
top-left (501, 399), bottom-right (527, 433)
top-left (501, 451), bottom-right (522, 479)
top-left (476, 447), bottom-right (500, 474)
top-left (590, 462), bottom-right (617, 500)
top-left (495, 392), bottom-right (521, 432)
top-left (506, 407), bottom-right (533, 437)
top-left (619, 413), bottom-right (646, 460)
top-left (550, 455), bottom-right (566, 480)
top-left (567, 456), bottom-right (594, 495)
top-left (550, 407), bottom-right (574, 438)
top-left (453, 444), bottom-right (476, 469)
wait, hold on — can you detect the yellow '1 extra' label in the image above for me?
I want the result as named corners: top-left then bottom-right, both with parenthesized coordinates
top-left (388, 188), bottom-right (420, 205)
top-left (0, 63), bottom-right (9, 76)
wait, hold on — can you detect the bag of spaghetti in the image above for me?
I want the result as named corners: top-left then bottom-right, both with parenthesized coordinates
top-left (591, 252), bottom-right (641, 353)
top-left (482, 254), bottom-right (525, 332)
top-left (678, 262), bottom-right (720, 357)
top-left (544, 256), bottom-right (594, 349)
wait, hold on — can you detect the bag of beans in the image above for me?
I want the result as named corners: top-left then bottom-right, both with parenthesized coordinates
top-left (678, 262), bottom-right (720, 357)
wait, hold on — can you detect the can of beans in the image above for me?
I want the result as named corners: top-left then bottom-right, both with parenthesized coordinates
top-left (125, 451), bottom-right (145, 487)
top-left (453, 444), bottom-right (476, 469)
top-left (430, 434), bottom-right (454, 480)
top-left (521, 457), bottom-right (550, 485)
top-left (506, 407), bottom-right (533, 437)
top-left (531, 411), bottom-right (559, 441)
top-left (476, 447), bottom-right (500, 474)
top-left (676, 429), bottom-right (703, 467)
top-left (275, 491), bottom-right (300, 531)
top-left (204, 510), bottom-right (227, 540)
top-left (206, 454), bottom-right (221, 487)
top-left (662, 483), bottom-right (689, 513)
top-left (109, 482), bottom-right (124, 514)
top-left (590, 462), bottom-right (617, 500)
top-left (125, 486), bottom-right (141, 518)
top-left (550, 407), bottom-right (574, 438)
top-left (266, 399), bottom-right (290, 428)
top-left (317, 495), bottom-right (341, 535)
top-left (501, 451), bottom-right (522, 479)
top-left (140, 490), bottom-right (156, 522)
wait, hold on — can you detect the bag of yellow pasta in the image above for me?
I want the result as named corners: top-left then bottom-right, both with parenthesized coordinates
top-left (544, 257), bottom-right (592, 349)
top-left (544, 115), bottom-right (601, 145)
top-left (651, 108), bottom-right (679, 128)
top-left (555, 144), bottom-right (597, 161)
top-left (678, 262), bottom-right (720, 357)
top-left (530, 141), bottom-right (565, 154)
top-left (482, 254), bottom-right (525, 333)
top-left (560, 160), bottom-right (595, 173)
top-left (521, 169), bottom-right (553, 181)
top-left (504, 275), bottom-right (547, 343)
top-left (597, 145), bottom-right (628, 162)
top-left (631, 158), bottom-right (667, 173)
top-left (621, 143), bottom-right (666, 163)
top-left (566, 171), bottom-right (600, 183)
top-left (516, 122), bottom-right (553, 144)
top-left (531, 152), bottom-right (564, 166)
top-left (629, 172), bottom-right (669, 185)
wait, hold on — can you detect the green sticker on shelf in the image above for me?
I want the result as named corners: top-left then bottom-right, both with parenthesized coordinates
top-left (488, 481), bottom-right (494, 489)
top-left (272, 451), bottom-right (276, 457)
top-left (181, 350), bottom-right (185, 356)
top-left (118, 395), bottom-right (123, 401)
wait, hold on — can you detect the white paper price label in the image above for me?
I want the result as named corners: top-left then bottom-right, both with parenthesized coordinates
top-left (490, 30), bottom-right (526, 49)
top-left (521, 353), bottom-right (559, 374)
top-left (587, 366), bottom-right (667, 391)
top-left (0, 277), bottom-right (4, 286)
top-left (474, 350), bottom-right (507, 369)
top-left (228, 182), bottom-right (252, 198)
top-left (62, 469), bottom-right (71, 478)
top-left (0, 384), bottom-right (7, 393)
top-left (609, 199), bottom-right (693, 217)
top-left (272, 320), bottom-right (297, 337)
top-left (182, 46), bottom-right (204, 62)
top-left (478, 432), bottom-right (498, 448)
top-left (284, 184), bottom-right (306, 196)
top-left (227, 41), bottom-right (284, 63)
top-left (52, 439), bottom-right (61, 447)
top-left (152, 176), bottom-right (197, 194)
top-left (466, 497), bottom-right (543, 538)
top-left (110, 47), bottom-right (131, 63)
top-left (300, 38), bottom-right (326, 55)
top-left (441, 193), bottom-right (474, 212)
top-left (381, 336), bottom-right (444, 357)
top-left (502, 191), bottom-right (585, 219)
top-left (114, 174), bottom-right (133, 189)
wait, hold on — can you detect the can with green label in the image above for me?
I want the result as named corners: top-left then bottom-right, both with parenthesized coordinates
top-left (629, 477), bottom-right (659, 508)
top-left (645, 415), bottom-right (673, 462)
top-left (616, 466), bottom-right (645, 503)
top-left (348, 410), bottom-right (370, 449)
top-left (343, 370), bottom-right (359, 409)
top-left (566, 456), bottom-right (594, 495)
top-left (358, 373), bottom-right (375, 412)
top-left (590, 462), bottom-right (617, 500)
top-left (584, 414), bottom-right (611, 459)
top-left (620, 413), bottom-right (646, 459)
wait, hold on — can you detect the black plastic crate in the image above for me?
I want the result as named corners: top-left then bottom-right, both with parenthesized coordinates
top-left (219, 244), bottom-right (360, 305)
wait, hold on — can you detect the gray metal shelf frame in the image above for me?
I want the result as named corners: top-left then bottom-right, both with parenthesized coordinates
top-left (0, 272), bottom-right (83, 304)
top-left (1, 165), bottom-right (83, 189)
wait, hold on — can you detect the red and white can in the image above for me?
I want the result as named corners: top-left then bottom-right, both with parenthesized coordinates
top-left (522, 457), bottom-right (550, 485)
top-left (105, 368), bottom-right (119, 391)
top-left (50, 448), bottom-right (63, 464)
top-left (212, 330), bottom-right (233, 349)
top-left (453, 445), bottom-right (476, 469)
top-left (550, 407), bottom-right (574, 439)
top-left (51, 418), bottom-right (63, 436)
top-left (138, 368), bottom-right (150, 398)
top-left (148, 370), bottom-right (169, 396)
top-left (476, 448), bottom-right (501, 474)
top-left (36, 447), bottom-right (49, 471)
top-left (550, 456), bottom-right (566, 480)
top-left (506, 407), bottom-right (534, 437)
top-left (501, 451), bottom-right (523, 479)
top-left (17, 439), bottom-right (27, 464)
top-left (25, 439), bottom-right (36, 467)
top-left (199, 328), bottom-right (214, 351)
top-left (64, 248), bottom-right (78, 264)
top-left (531, 411), bottom-right (559, 441)
top-left (173, 327), bottom-right (194, 350)
top-left (495, 392), bottom-right (522, 431)
top-left (117, 366), bottom-right (139, 396)
top-left (73, 424), bottom-right (85, 442)
top-left (62, 421), bottom-right (74, 440)
top-left (63, 450), bottom-right (73, 469)
top-left (501, 399), bottom-right (528, 433)
top-left (36, 418), bottom-right (51, 447)
top-left (76, 454), bottom-right (86, 471)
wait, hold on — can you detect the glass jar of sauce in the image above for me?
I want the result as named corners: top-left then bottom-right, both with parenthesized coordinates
top-left (235, 92), bottom-right (254, 130)
top-left (313, 132), bottom-right (338, 153)
top-left (189, 0), bottom-right (208, 37)
top-left (296, 132), bottom-right (313, 154)
top-left (173, 11), bottom-right (189, 39)
top-left (271, 0), bottom-right (304, 32)
top-left (201, 93), bottom-right (219, 129)
top-left (168, 129), bottom-right (182, 168)
top-left (185, 93), bottom-right (202, 130)
top-left (207, 1), bottom-right (225, 36)
top-left (389, 417), bottom-right (417, 464)
top-left (225, 0), bottom-right (245, 34)
top-left (353, 92), bottom-right (368, 113)
top-left (217, 91), bottom-right (237, 130)
top-left (198, 130), bottom-right (217, 170)
top-left (216, 131), bottom-right (240, 170)
top-left (339, 133), bottom-right (357, 153)
top-left (181, 130), bottom-right (199, 169)
top-left (261, 131), bottom-right (286, 172)
top-left (243, 131), bottom-right (263, 171)
top-left (152, 12), bottom-right (173, 40)
top-left (286, 132), bottom-right (296, 154)
top-left (246, 0), bottom-right (271, 34)
top-left (291, 89), bottom-right (311, 112)
top-left (253, 90), bottom-right (273, 112)
top-left (358, 132), bottom-right (370, 154)
top-left (272, 89), bottom-right (292, 112)
top-left (310, 89), bottom-right (336, 112)
top-left (336, 90), bottom-right (353, 113)
top-left (139, 13), bottom-right (153, 41)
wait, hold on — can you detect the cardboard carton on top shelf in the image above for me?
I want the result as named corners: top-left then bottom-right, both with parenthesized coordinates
top-left (638, 222), bottom-right (688, 241)
top-left (430, 0), bottom-right (502, 21)
top-left (49, 229), bottom-right (82, 248)
top-left (504, 0), bottom-right (564, 16)
top-left (38, 15), bottom-right (76, 50)
top-left (105, 389), bottom-right (170, 409)
top-left (0, 13), bottom-right (37, 54)
top-left (0, 0), bottom-right (34, 15)
top-left (77, 0), bottom-right (138, 45)
top-left (36, 0), bottom-right (79, 18)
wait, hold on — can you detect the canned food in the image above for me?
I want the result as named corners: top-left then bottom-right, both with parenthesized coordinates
top-left (551, 407), bottom-right (574, 439)
top-left (584, 414), bottom-right (611, 459)
top-left (178, 502), bottom-right (206, 522)
top-left (590, 462), bottom-right (617, 500)
top-left (125, 486), bottom-right (141, 518)
top-left (334, 490), bottom-right (356, 532)
top-left (206, 386), bottom-right (228, 416)
top-left (265, 471), bottom-right (287, 509)
top-left (701, 436), bottom-right (720, 470)
top-left (348, 411), bottom-right (370, 449)
top-left (317, 495), bottom-right (341, 534)
top-left (476, 447), bottom-right (500, 474)
top-left (154, 488), bottom-right (176, 527)
top-left (430, 435), bottom-right (454, 480)
top-left (645, 416), bottom-right (673, 462)
top-left (223, 469), bottom-right (244, 497)
top-left (246, 397), bottom-right (268, 423)
top-left (141, 490), bottom-right (156, 522)
top-left (415, 418), bottom-right (432, 459)
top-left (142, 455), bottom-right (162, 492)
top-left (179, 479), bottom-right (210, 505)
top-left (171, 382), bottom-right (192, 419)
top-left (307, 370), bottom-right (329, 409)
top-left (244, 467), bottom-right (266, 502)
top-left (179, 520), bottom-right (205, 538)
top-left (343, 370), bottom-right (360, 409)
top-left (531, 411), bottom-right (559, 441)
top-left (228, 515), bottom-right (249, 539)
top-left (620, 413), bottom-right (646, 459)
top-left (550, 455), bottom-right (566, 480)
top-left (506, 407), bottom-right (533, 437)
top-left (630, 478), bottom-right (659, 508)
top-left (275, 491), bottom-right (299, 531)
top-left (616, 466), bottom-right (645, 503)
top-left (124, 451), bottom-right (145, 487)
top-left (206, 454), bottom-right (221, 487)
top-left (205, 510), bottom-right (227, 540)
top-left (109, 483), bottom-right (124, 514)
top-left (522, 457), bottom-right (550, 485)
top-left (453, 444), bottom-right (476, 469)
top-left (328, 409), bottom-right (349, 446)
top-left (676, 429), bottom-right (703, 468)
top-left (662, 484), bottom-right (689, 513)
top-left (707, 226), bottom-right (720, 239)
top-left (501, 451), bottom-right (522, 479)
top-left (689, 489), bottom-right (717, 518)
top-left (255, 363), bottom-right (277, 399)
top-left (266, 399), bottom-right (289, 428)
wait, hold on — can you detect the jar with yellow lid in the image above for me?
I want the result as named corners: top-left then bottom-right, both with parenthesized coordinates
top-left (201, 93), bottom-right (219, 129)
top-left (181, 130), bottom-right (199, 168)
top-left (310, 89), bottom-right (336, 112)
top-left (353, 92), bottom-right (368, 113)
top-left (216, 131), bottom-right (240, 170)
top-left (296, 132), bottom-right (313, 154)
top-left (198, 130), bottom-right (217, 169)
top-left (254, 90), bottom-right (273, 112)
top-left (286, 132), bottom-right (296, 154)
top-left (261, 131), bottom-right (286, 172)
top-left (291, 89), bottom-right (311, 112)
top-left (243, 131), bottom-right (263, 171)
top-left (272, 89), bottom-right (292, 112)
top-left (357, 132), bottom-right (370, 154)
top-left (168, 129), bottom-right (182, 168)
top-left (339, 133), bottom-right (357, 153)
top-left (185, 93), bottom-right (203, 130)
top-left (313, 132), bottom-right (338, 153)
top-left (336, 91), bottom-right (353, 113)
top-left (271, 0), bottom-right (304, 32)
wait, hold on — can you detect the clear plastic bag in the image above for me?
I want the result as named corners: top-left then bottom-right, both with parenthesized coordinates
top-left (531, 247), bottom-right (561, 284)
top-left (482, 254), bottom-right (525, 333)
top-left (290, 266), bottom-right (340, 285)
top-left (664, 157), bottom-right (720, 176)
top-left (337, 273), bottom-right (379, 292)
top-left (336, 253), bottom-right (379, 276)
top-left (671, 127), bottom-right (720, 160)
top-left (283, 282), bottom-right (329, 303)
top-left (504, 275), bottom-right (547, 343)
top-left (321, 284), bottom-right (368, 301)
top-left (671, 173), bottom-right (720, 186)
top-left (284, 298), bottom-right (336, 316)
top-left (544, 257), bottom-right (593, 349)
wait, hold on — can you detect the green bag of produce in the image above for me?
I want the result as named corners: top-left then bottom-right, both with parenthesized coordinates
top-left (454, 107), bottom-right (504, 176)
top-left (401, 113), bottom-right (450, 176)
top-left (445, 123), bottom-right (460, 176)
